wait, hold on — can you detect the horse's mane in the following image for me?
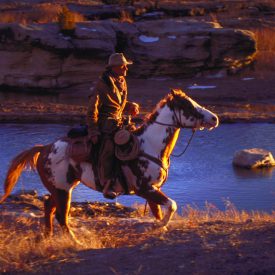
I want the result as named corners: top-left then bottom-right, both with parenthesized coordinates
top-left (134, 89), bottom-right (187, 136)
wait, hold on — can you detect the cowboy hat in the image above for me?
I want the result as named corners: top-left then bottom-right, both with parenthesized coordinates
top-left (107, 53), bottom-right (133, 67)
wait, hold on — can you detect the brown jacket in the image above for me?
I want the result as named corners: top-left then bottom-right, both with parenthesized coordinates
top-left (86, 70), bottom-right (136, 136)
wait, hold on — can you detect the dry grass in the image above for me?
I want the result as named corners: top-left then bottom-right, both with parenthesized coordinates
top-left (0, 213), bottom-right (102, 273)
top-left (180, 200), bottom-right (275, 226)
top-left (0, 199), bottom-right (274, 273)
top-left (119, 10), bottom-right (134, 23)
top-left (0, 3), bottom-right (85, 24)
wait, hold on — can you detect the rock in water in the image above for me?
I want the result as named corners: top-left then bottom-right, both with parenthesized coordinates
top-left (233, 148), bottom-right (275, 169)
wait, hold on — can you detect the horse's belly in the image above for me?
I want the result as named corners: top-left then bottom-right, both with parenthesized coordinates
top-left (122, 162), bottom-right (166, 192)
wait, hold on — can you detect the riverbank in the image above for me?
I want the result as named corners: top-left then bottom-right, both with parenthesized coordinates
top-left (0, 192), bottom-right (274, 274)
top-left (1, 101), bottom-right (275, 124)
top-left (1, 75), bottom-right (275, 124)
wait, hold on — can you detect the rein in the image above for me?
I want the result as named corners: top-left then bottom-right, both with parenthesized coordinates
top-left (171, 129), bottom-right (195, 157)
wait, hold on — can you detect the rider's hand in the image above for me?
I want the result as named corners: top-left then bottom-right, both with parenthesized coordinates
top-left (131, 103), bottom-right (140, 116)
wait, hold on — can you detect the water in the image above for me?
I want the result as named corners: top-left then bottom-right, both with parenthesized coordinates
top-left (0, 123), bottom-right (274, 212)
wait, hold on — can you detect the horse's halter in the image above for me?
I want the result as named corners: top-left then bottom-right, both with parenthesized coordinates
top-left (154, 99), bottom-right (204, 130)
top-left (153, 97), bottom-right (204, 157)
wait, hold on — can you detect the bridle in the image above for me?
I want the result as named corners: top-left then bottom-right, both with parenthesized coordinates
top-left (154, 106), bottom-right (204, 157)
top-left (155, 107), bottom-right (203, 130)
top-left (140, 104), bottom-right (204, 173)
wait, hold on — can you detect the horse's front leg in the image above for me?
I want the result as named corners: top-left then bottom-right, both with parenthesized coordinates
top-left (139, 187), bottom-right (177, 228)
top-left (147, 201), bottom-right (163, 220)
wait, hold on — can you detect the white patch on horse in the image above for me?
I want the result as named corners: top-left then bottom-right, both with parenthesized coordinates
top-left (187, 97), bottom-right (219, 129)
top-left (80, 162), bottom-right (96, 189)
top-left (164, 198), bottom-right (177, 212)
top-left (49, 140), bottom-right (71, 191)
top-left (141, 106), bottom-right (173, 157)
top-left (142, 161), bottom-right (165, 187)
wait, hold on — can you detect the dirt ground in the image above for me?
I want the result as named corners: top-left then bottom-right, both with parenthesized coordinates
top-left (0, 194), bottom-right (274, 275)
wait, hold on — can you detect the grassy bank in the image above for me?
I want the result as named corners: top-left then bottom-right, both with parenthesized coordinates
top-left (0, 194), bottom-right (274, 273)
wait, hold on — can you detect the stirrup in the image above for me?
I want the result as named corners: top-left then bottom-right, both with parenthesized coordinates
top-left (102, 180), bottom-right (117, 199)
top-left (103, 190), bottom-right (118, 200)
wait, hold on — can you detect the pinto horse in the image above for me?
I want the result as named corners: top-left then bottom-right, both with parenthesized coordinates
top-left (0, 89), bottom-right (219, 241)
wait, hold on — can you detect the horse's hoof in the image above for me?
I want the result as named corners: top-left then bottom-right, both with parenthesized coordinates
top-left (161, 225), bottom-right (168, 232)
top-left (153, 222), bottom-right (168, 232)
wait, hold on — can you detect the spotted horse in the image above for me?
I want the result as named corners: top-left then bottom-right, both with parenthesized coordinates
top-left (0, 89), bottom-right (219, 242)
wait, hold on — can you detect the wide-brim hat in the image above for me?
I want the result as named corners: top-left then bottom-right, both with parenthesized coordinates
top-left (107, 53), bottom-right (133, 68)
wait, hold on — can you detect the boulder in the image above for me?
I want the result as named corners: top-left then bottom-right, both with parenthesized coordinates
top-left (233, 148), bottom-right (275, 169)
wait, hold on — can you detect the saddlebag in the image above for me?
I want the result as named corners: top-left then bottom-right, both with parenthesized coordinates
top-left (114, 130), bottom-right (140, 161)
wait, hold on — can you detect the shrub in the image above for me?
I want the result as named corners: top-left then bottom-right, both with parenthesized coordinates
top-left (58, 6), bottom-right (76, 36)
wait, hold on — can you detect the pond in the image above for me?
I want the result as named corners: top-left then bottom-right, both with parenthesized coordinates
top-left (0, 123), bottom-right (274, 212)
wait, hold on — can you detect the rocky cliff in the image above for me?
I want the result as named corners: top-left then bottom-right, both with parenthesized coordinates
top-left (0, 20), bottom-right (256, 90)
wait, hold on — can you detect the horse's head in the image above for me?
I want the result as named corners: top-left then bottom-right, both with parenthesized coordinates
top-left (168, 89), bottom-right (219, 130)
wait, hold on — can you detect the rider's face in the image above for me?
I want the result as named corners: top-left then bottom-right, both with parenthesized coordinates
top-left (111, 64), bottom-right (128, 77)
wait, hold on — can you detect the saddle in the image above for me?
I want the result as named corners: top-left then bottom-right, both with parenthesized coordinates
top-left (66, 126), bottom-right (140, 196)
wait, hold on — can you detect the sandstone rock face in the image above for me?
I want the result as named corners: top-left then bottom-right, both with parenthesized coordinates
top-left (122, 20), bottom-right (255, 77)
top-left (0, 20), bottom-right (256, 90)
top-left (233, 148), bottom-right (275, 169)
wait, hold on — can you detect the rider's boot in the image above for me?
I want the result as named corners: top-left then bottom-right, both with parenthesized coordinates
top-left (103, 179), bottom-right (117, 199)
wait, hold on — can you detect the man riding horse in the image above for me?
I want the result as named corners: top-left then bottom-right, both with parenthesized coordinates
top-left (86, 53), bottom-right (140, 199)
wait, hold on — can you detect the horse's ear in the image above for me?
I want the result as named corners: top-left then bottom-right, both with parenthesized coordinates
top-left (170, 88), bottom-right (186, 97)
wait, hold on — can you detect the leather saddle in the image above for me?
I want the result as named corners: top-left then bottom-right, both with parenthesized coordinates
top-left (66, 126), bottom-right (140, 196)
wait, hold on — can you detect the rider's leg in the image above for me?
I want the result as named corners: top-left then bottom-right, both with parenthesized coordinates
top-left (99, 136), bottom-right (117, 199)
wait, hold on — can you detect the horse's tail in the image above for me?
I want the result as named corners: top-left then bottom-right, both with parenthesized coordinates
top-left (0, 145), bottom-right (44, 204)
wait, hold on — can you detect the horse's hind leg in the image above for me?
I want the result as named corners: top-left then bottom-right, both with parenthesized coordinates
top-left (44, 195), bottom-right (56, 237)
top-left (54, 188), bottom-right (80, 244)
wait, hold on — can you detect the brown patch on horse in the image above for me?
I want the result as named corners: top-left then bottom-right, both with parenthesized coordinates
top-left (124, 157), bottom-right (153, 194)
top-left (0, 145), bottom-right (44, 203)
top-left (135, 89), bottom-right (202, 136)
top-left (167, 89), bottom-right (204, 120)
